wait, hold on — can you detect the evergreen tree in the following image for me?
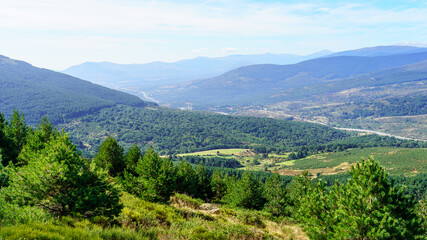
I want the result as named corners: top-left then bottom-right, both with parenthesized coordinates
top-left (5, 132), bottom-right (122, 219)
top-left (124, 144), bottom-right (141, 175)
top-left (17, 116), bottom-right (58, 166)
top-left (175, 160), bottom-right (198, 196)
top-left (296, 157), bottom-right (425, 239)
top-left (133, 148), bottom-right (176, 202)
top-left (4, 110), bottom-right (29, 165)
top-left (263, 173), bottom-right (288, 217)
top-left (226, 171), bottom-right (265, 209)
top-left (333, 157), bottom-right (424, 239)
top-left (195, 162), bottom-right (213, 200)
top-left (211, 170), bottom-right (228, 202)
top-left (95, 136), bottom-right (125, 177)
top-left (0, 113), bottom-right (7, 166)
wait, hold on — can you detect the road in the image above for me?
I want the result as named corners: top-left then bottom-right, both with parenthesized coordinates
top-left (333, 127), bottom-right (427, 142)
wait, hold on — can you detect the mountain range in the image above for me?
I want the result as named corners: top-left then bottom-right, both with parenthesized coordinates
top-left (0, 55), bottom-right (150, 124)
top-left (62, 50), bottom-right (333, 91)
top-left (151, 49), bottom-right (427, 106)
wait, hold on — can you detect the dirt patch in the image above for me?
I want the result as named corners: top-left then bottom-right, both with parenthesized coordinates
top-left (234, 149), bottom-right (256, 157)
top-left (275, 162), bottom-right (355, 176)
top-left (384, 150), bottom-right (399, 155)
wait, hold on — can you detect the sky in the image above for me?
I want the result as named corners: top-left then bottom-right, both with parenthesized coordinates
top-left (0, 0), bottom-right (426, 70)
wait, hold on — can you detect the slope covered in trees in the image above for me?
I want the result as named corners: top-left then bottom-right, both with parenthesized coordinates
top-left (150, 51), bottom-right (427, 106)
top-left (60, 105), bottom-right (351, 155)
top-left (0, 55), bottom-right (150, 124)
top-left (0, 113), bottom-right (425, 239)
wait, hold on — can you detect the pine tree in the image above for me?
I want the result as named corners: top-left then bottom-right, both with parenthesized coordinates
top-left (5, 132), bottom-right (122, 218)
top-left (175, 160), bottom-right (198, 196)
top-left (133, 148), bottom-right (176, 202)
top-left (295, 157), bottom-right (425, 239)
top-left (195, 162), bottom-right (213, 200)
top-left (263, 173), bottom-right (288, 217)
top-left (211, 170), bottom-right (228, 202)
top-left (4, 110), bottom-right (29, 165)
top-left (95, 136), bottom-right (125, 177)
top-left (227, 171), bottom-right (265, 209)
top-left (333, 157), bottom-right (424, 239)
top-left (124, 144), bottom-right (141, 175)
top-left (17, 116), bottom-right (58, 166)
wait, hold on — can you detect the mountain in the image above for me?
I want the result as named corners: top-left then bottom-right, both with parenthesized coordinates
top-left (150, 51), bottom-right (427, 107)
top-left (327, 45), bottom-right (427, 57)
top-left (62, 51), bottom-right (333, 91)
top-left (0, 55), bottom-right (150, 124)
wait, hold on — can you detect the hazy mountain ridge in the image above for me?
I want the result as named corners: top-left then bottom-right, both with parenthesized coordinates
top-left (62, 51), bottom-right (333, 90)
top-left (327, 45), bottom-right (427, 57)
top-left (151, 51), bottom-right (427, 106)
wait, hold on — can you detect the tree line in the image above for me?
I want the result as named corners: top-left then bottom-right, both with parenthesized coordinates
top-left (0, 111), bottom-right (425, 239)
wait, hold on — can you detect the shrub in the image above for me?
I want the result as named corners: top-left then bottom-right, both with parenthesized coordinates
top-left (170, 193), bottom-right (204, 209)
top-left (236, 210), bottom-right (266, 228)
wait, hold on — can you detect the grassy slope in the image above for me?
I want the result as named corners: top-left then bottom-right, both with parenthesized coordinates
top-left (0, 192), bottom-right (308, 240)
top-left (178, 147), bottom-right (427, 176)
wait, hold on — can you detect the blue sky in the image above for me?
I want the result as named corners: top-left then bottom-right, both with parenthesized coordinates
top-left (0, 0), bottom-right (426, 70)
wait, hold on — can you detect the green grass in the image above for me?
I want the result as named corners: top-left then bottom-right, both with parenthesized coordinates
top-left (177, 148), bottom-right (248, 157)
top-left (285, 147), bottom-right (426, 176)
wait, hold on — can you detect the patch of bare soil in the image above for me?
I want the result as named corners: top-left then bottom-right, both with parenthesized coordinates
top-left (275, 162), bottom-right (355, 176)
top-left (234, 149), bottom-right (256, 157)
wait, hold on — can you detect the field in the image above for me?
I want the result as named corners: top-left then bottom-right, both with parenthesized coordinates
top-left (177, 148), bottom-right (249, 157)
top-left (178, 147), bottom-right (427, 177)
top-left (277, 147), bottom-right (427, 176)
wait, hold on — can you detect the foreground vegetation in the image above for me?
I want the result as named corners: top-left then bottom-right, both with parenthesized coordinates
top-left (0, 111), bottom-right (426, 239)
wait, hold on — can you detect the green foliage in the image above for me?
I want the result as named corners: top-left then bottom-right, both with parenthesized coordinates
top-left (296, 157), bottom-right (425, 239)
top-left (95, 136), bottom-right (126, 177)
top-left (0, 200), bottom-right (54, 226)
top-left (123, 148), bottom-right (176, 203)
top-left (170, 193), bottom-right (204, 209)
top-left (287, 147), bottom-right (427, 175)
top-left (236, 210), bottom-right (266, 228)
top-left (125, 144), bottom-right (142, 175)
top-left (5, 132), bottom-right (123, 219)
top-left (175, 160), bottom-right (198, 197)
top-left (210, 170), bottom-right (228, 202)
top-left (263, 173), bottom-right (288, 217)
top-left (195, 162), bottom-right (214, 200)
top-left (0, 55), bottom-right (148, 125)
top-left (226, 171), bottom-right (265, 210)
top-left (172, 155), bottom-right (243, 168)
top-left (3, 110), bottom-right (29, 165)
top-left (17, 116), bottom-right (59, 166)
top-left (62, 105), bottom-right (349, 156)
top-left (0, 221), bottom-right (153, 240)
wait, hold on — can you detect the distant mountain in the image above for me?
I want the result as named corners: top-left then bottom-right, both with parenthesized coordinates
top-left (327, 45), bottom-right (427, 57)
top-left (150, 51), bottom-right (427, 107)
top-left (0, 55), bottom-right (150, 124)
top-left (62, 51), bottom-right (333, 91)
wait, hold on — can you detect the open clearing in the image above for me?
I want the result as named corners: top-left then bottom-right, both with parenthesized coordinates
top-left (178, 147), bottom-right (426, 176)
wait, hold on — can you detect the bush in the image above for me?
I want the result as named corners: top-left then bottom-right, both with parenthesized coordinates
top-left (236, 210), bottom-right (266, 228)
top-left (170, 193), bottom-right (204, 209)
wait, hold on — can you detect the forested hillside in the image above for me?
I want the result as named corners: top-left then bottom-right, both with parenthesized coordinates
top-left (150, 51), bottom-right (427, 106)
top-left (60, 105), bottom-right (350, 156)
top-left (0, 55), bottom-right (151, 124)
top-left (0, 112), bottom-right (425, 239)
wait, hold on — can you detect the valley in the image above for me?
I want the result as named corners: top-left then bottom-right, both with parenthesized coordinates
top-left (1, 45), bottom-right (426, 239)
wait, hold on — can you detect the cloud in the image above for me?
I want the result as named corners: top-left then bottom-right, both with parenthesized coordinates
top-left (397, 42), bottom-right (427, 47)
top-left (191, 48), bottom-right (209, 54)
top-left (221, 47), bottom-right (237, 53)
top-left (0, 0), bottom-right (426, 37)
top-left (1, 0), bottom-right (426, 69)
